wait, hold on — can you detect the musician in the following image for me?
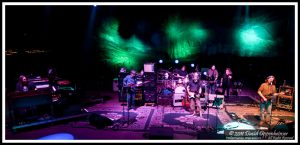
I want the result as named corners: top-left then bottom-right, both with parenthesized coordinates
top-left (15, 75), bottom-right (29, 92)
top-left (176, 65), bottom-right (188, 85)
top-left (187, 73), bottom-right (202, 117)
top-left (207, 65), bottom-right (218, 94)
top-left (220, 68), bottom-right (232, 97)
top-left (257, 75), bottom-right (282, 126)
top-left (120, 67), bottom-right (127, 73)
top-left (123, 70), bottom-right (137, 110)
top-left (47, 67), bottom-right (57, 88)
top-left (139, 69), bottom-right (144, 77)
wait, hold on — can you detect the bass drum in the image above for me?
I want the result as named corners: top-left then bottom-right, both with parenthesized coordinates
top-left (173, 85), bottom-right (186, 107)
top-left (174, 85), bottom-right (186, 94)
top-left (183, 77), bottom-right (189, 85)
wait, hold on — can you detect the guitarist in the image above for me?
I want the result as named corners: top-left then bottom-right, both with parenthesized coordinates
top-left (257, 75), bottom-right (283, 126)
top-left (123, 70), bottom-right (137, 110)
top-left (207, 65), bottom-right (219, 94)
top-left (187, 74), bottom-right (203, 117)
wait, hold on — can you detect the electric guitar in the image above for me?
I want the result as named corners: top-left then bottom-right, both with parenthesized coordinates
top-left (125, 81), bottom-right (151, 90)
top-left (208, 76), bottom-right (217, 85)
top-left (188, 91), bottom-right (200, 99)
top-left (260, 92), bottom-right (285, 103)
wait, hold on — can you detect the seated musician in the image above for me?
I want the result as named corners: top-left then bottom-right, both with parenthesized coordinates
top-left (176, 65), bottom-right (189, 85)
top-left (15, 75), bottom-right (29, 92)
top-left (123, 70), bottom-right (137, 110)
top-left (187, 73), bottom-right (203, 117)
top-left (47, 67), bottom-right (57, 88)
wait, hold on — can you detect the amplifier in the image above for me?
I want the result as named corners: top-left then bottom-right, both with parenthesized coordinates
top-left (276, 94), bottom-right (293, 110)
top-left (144, 63), bottom-right (155, 73)
top-left (173, 93), bottom-right (184, 106)
top-left (135, 87), bottom-right (143, 101)
top-left (277, 86), bottom-right (294, 111)
top-left (143, 72), bottom-right (157, 81)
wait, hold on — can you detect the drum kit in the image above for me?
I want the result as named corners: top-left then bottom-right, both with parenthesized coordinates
top-left (157, 69), bottom-right (209, 98)
top-left (157, 70), bottom-right (187, 90)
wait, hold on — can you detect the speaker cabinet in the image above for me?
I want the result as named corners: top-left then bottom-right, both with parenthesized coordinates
top-left (277, 86), bottom-right (294, 111)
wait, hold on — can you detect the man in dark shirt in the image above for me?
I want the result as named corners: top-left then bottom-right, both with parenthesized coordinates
top-left (220, 68), bottom-right (232, 97)
top-left (187, 73), bottom-right (202, 117)
top-left (176, 65), bottom-right (188, 86)
top-left (207, 65), bottom-right (218, 94)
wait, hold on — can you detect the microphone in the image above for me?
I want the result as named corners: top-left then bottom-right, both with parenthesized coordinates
top-left (270, 82), bottom-right (273, 86)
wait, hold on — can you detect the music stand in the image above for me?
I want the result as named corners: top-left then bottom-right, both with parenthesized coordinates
top-left (120, 86), bottom-right (130, 126)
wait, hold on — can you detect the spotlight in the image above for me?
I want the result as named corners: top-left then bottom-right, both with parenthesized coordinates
top-left (191, 63), bottom-right (195, 67)
top-left (175, 60), bottom-right (179, 64)
top-left (93, 5), bottom-right (97, 7)
top-left (159, 59), bottom-right (163, 64)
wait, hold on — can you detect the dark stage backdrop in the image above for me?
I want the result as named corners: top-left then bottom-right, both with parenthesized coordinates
top-left (5, 5), bottom-right (295, 93)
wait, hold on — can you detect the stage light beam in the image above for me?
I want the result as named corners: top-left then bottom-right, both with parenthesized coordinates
top-left (235, 19), bottom-right (276, 57)
top-left (165, 15), bottom-right (208, 60)
top-left (98, 18), bottom-right (152, 69)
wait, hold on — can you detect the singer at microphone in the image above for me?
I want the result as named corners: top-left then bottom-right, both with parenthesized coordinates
top-left (257, 75), bottom-right (277, 126)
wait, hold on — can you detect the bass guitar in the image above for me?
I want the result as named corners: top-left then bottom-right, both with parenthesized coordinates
top-left (125, 81), bottom-right (151, 91)
top-left (188, 91), bottom-right (200, 99)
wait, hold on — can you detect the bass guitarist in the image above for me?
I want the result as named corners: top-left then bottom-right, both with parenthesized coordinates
top-left (186, 73), bottom-right (203, 117)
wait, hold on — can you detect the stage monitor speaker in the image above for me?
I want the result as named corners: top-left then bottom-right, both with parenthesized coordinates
top-left (149, 127), bottom-right (173, 139)
top-left (88, 113), bottom-right (114, 129)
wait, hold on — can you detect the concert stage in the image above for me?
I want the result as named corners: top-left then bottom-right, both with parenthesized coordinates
top-left (5, 88), bottom-right (295, 140)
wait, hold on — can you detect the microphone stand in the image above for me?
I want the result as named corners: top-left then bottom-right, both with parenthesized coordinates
top-left (269, 82), bottom-right (273, 129)
top-left (120, 85), bottom-right (128, 126)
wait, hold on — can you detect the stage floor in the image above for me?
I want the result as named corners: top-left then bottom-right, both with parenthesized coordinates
top-left (5, 88), bottom-right (295, 140)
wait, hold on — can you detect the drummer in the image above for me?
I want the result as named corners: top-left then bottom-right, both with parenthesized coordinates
top-left (175, 65), bottom-right (189, 85)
